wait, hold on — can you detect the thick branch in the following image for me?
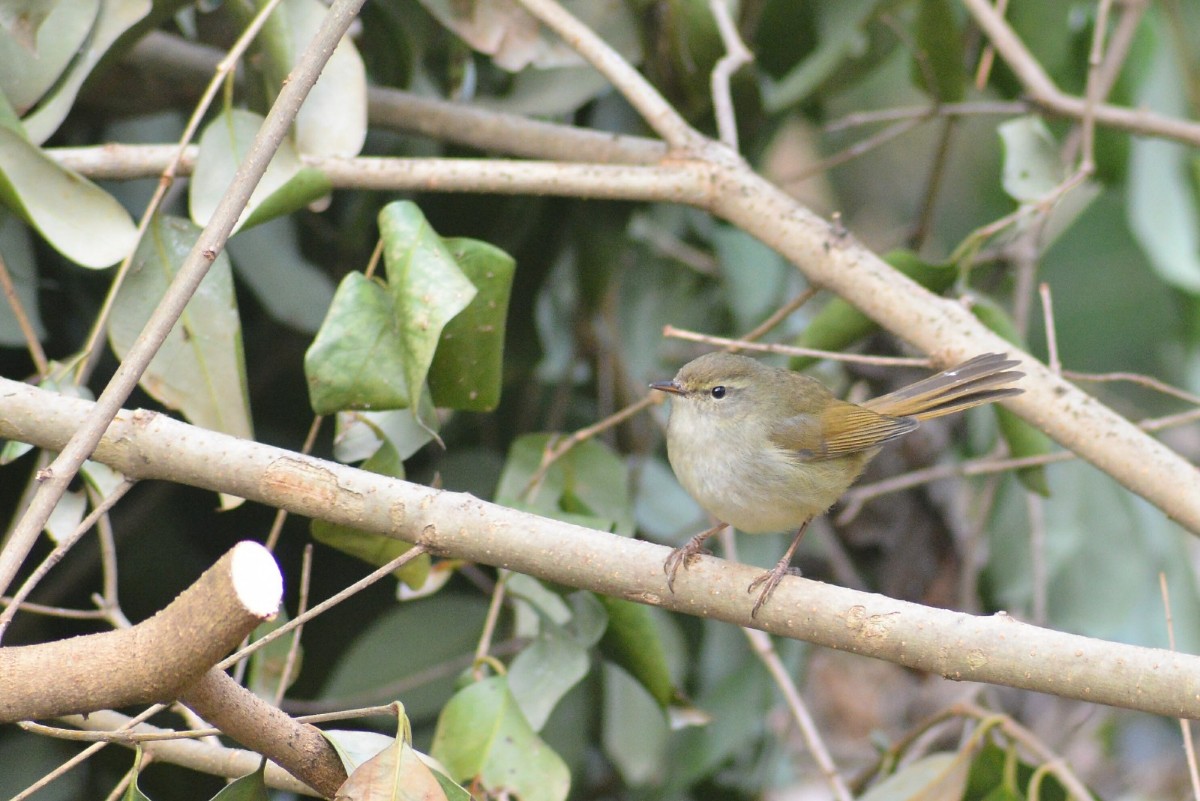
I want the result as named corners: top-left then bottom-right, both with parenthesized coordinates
top-left (702, 163), bottom-right (1200, 536)
top-left (119, 31), bottom-right (667, 165)
top-left (3, 378), bottom-right (1200, 720)
top-left (0, 542), bottom-right (280, 724)
top-left (181, 670), bottom-right (345, 797)
top-left (962, 0), bottom-right (1200, 147)
top-left (40, 143), bottom-right (1200, 535)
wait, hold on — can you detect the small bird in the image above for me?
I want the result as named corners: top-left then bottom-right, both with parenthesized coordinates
top-left (650, 351), bottom-right (1024, 617)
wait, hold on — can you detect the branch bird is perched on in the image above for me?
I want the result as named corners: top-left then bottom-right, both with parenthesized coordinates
top-left (650, 352), bottom-right (1025, 617)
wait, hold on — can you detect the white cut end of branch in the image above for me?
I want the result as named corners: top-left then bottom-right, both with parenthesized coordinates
top-left (230, 541), bottom-right (283, 617)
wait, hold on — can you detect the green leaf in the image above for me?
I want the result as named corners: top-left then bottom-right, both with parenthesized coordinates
top-left (507, 627), bottom-right (590, 731)
top-left (1128, 27), bottom-right (1200, 292)
top-left (760, 0), bottom-right (892, 111)
top-left (226, 216), bottom-right (336, 335)
top-left (209, 763), bottom-right (269, 801)
top-left (333, 408), bottom-right (438, 464)
top-left (601, 662), bottom-right (668, 785)
top-left (0, 0), bottom-right (95, 113)
top-left (268, 0), bottom-right (367, 157)
top-left (912, 0), bottom-right (965, 103)
top-left (189, 108), bottom-right (331, 234)
top-left (0, 214), bottom-right (42, 345)
top-left (712, 224), bottom-right (793, 333)
top-left (987, 460), bottom-right (1200, 651)
top-left (790, 250), bottom-right (956, 370)
top-left (123, 747), bottom-right (153, 801)
top-left (965, 741), bottom-right (1068, 801)
top-left (998, 116), bottom-right (1064, 203)
top-left (304, 272), bottom-right (410, 414)
top-left (321, 595), bottom-right (490, 721)
top-left (495, 434), bottom-right (634, 536)
top-left (0, 95), bottom-right (137, 268)
top-left (13, 0), bottom-right (150, 144)
top-left (968, 297), bottom-right (1052, 496)
top-left (107, 215), bottom-right (253, 440)
top-left (859, 752), bottom-right (970, 801)
top-left (379, 201), bottom-right (477, 418)
top-left (428, 238), bottom-right (515, 411)
top-left (596, 595), bottom-right (675, 708)
top-left (430, 675), bottom-right (570, 801)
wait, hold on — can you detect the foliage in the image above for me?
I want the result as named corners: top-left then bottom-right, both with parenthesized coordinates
top-left (1, 0), bottom-right (1200, 799)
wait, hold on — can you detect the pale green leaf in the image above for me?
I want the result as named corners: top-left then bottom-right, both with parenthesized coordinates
top-left (0, 0), bottom-right (91, 112)
top-left (282, 0), bottom-right (367, 157)
top-left (189, 108), bottom-right (331, 234)
top-left (998, 116), bottom-right (1063, 203)
top-left (430, 676), bottom-right (570, 801)
top-left (1127, 27), bottom-right (1200, 292)
top-left (508, 630), bottom-right (590, 731)
top-left (0, 97), bottom-right (137, 268)
top-left (601, 663), bottom-right (668, 785)
top-left (859, 753), bottom-right (969, 801)
top-left (18, 0), bottom-right (150, 144)
top-left (0, 213), bottom-right (43, 345)
top-left (107, 215), bottom-right (253, 440)
top-left (495, 434), bottom-right (634, 536)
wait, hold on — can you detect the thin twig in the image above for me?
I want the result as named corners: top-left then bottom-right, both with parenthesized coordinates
top-left (973, 0), bottom-right (1009, 88)
top-left (273, 545), bottom-right (313, 706)
top-left (662, 326), bottom-right (931, 366)
top-left (0, 479), bottom-right (136, 639)
top-left (721, 529), bottom-right (853, 801)
top-left (1039, 283), bottom-right (1060, 375)
top-left (514, 0), bottom-right (704, 151)
top-left (218, 545), bottom-right (428, 671)
top-left (472, 570), bottom-right (509, 680)
top-left (736, 288), bottom-right (819, 344)
top-left (12, 704), bottom-right (170, 800)
top-left (707, 0), bottom-right (753, 151)
top-left (825, 100), bottom-right (1027, 133)
top-left (791, 116), bottom-right (925, 183)
top-left (0, 250), bottom-right (48, 375)
top-left (1063, 371), bottom-right (1200, 408)
top-left (74, 0), bottom-right (291, 386)
top-left (1161, 573), bottom-right (1200, 801)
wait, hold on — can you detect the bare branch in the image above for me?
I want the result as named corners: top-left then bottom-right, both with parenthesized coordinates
top-left (5, 379), bottom-right (1200, 720)
top-left (0, 542), bottom-right (280, 724)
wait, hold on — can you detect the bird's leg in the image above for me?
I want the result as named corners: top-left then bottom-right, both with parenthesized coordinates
top-left (664, 522), bottom-right (727, 592)
top-left (747, 518), bottom-right (812, 618)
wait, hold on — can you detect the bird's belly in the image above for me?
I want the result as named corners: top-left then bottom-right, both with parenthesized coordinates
top-left (668, 430), bottom-right (867, 533)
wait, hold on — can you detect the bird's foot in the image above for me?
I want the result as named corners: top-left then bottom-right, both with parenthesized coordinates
top-left (663, 523), bottom-right (726, 593)
top-left (748, 564), bottom-right (803, 618)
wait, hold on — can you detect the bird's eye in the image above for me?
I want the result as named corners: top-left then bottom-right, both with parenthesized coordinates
top-left (710, 386), bottom-right (726, 399)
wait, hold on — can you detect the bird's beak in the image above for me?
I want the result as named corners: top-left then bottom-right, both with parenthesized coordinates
top-left (649, 380), bottom-right (684, 396)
